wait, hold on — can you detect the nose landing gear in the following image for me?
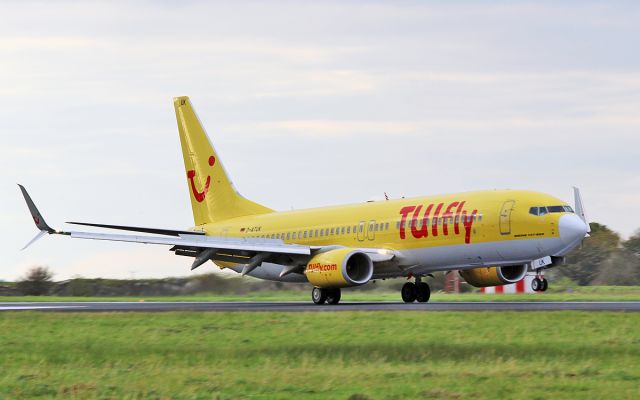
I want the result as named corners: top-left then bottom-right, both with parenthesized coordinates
top-left (401, 276), bottom-right (431, 303)
top-left (531, 271), bottom-right (548, 292)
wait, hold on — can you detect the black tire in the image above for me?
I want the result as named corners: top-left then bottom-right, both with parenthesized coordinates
top-left (312, 287), bottom-right (327, 305)
top-left (531, 278), bottom-right (541, 292)
top-left (540, 278), bottom-right (548, 292)
top-left (401, 282), bottom-right (417, 303)
top-left (416, 282), bottom-right (431, 303)
top-left (326, 288), bottom-right (341, 305)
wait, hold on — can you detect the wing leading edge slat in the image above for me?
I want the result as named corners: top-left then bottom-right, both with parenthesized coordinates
top-left (68, 231), bottom-right (311, 255)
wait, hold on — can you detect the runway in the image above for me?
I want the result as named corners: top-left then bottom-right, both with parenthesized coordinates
top-left (1, 301), bottom-right (639, 312)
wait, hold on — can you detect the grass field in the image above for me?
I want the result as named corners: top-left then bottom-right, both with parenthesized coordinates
top-left (1, 311), bottom-right (638, 399)
top-left (2, 285), bottom-right (640, 303)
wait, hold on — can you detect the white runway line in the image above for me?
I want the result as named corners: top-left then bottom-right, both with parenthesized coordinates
top-left (0, 305), bottom-right (86, 310)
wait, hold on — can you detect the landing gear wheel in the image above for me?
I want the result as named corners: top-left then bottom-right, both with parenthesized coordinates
top-left (531, 277), bottom-right (542, 292)
top-left (312, 287), bottom-right (327, 305)
top-left (540, 278), bottom-right (548, 292)
top-left (401, 282), bottom-right (417, 303)
top-left (326, 288), bottom-right (341, 305)
top-left (416, 282), bottom-right (431, 303)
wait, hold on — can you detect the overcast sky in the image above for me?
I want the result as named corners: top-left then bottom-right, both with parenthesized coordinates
top-left (1, 1), bottom-right (639, 280)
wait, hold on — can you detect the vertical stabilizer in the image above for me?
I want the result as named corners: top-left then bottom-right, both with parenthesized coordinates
top-left (174, 97), bottom-right (273, 225)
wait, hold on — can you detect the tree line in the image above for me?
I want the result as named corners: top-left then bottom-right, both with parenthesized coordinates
top-left (556, 223), bottom-right (640, 285)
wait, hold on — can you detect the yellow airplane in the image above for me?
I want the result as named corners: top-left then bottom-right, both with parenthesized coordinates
top-left (19, 96), bottom-right (590, 304)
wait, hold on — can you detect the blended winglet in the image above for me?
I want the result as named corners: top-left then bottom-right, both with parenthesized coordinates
top-left (573, 186), bottom-right (591, 233)
top-left (18, 184), bottom-right (58, 249)
top-left (18, 184), bottom-right (55, 233)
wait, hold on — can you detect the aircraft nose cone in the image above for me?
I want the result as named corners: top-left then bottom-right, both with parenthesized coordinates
top-left (559, 213), bottom-right (588, 247)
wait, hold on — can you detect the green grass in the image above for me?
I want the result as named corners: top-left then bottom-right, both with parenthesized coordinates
top-left (0, 311), bottom-right (638, 399)
top-left (2, 285), bottom-right (640, 302)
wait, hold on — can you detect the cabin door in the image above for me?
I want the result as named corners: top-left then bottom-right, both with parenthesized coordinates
top-left (499, 200), bottom-right (515, 235)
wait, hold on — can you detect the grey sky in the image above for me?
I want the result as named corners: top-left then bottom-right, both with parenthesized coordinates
top-left (2, 1), bottom-right (639, 280)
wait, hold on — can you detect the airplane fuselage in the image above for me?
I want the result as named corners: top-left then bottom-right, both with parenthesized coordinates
top-left (198, 189), bottom-right (584, 282)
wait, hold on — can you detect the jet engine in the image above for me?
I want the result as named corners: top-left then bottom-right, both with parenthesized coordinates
top-left (459, 265), bottom-right (527, 287)
top-left (305, 248), bottom-right (373, 288)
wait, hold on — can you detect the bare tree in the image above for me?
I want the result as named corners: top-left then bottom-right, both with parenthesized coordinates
top-left (16, 266), bottom-right (54, 295)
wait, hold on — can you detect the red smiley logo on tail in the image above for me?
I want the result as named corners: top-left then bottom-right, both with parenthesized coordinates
top-left (187, 156), bottom-right (215, 202)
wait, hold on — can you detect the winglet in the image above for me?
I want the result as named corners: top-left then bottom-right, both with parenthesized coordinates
top-left (18, 184), bottom-right (55, 234)
top-left (572, 186), bottom-right (591, 233)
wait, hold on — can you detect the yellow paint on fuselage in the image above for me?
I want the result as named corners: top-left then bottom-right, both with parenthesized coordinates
top-left (196, 189), bottom-right (571, 252)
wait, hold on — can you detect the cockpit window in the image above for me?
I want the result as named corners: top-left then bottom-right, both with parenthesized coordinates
top-left (529, 206), bottom-right (548, 216)
top-left (530, 205), bottom-right (573, 216)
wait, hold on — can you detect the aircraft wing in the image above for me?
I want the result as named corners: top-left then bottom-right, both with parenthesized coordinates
top-left (19, 185), bottom-right (310, 271)
top-left (19, 185), bottom-right (394, 275)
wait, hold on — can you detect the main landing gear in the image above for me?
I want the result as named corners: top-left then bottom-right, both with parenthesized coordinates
top-left (401, 276), bottom-right (431, 303)
top-left (312, 287), bottom-right (341, 305)
top-left (531, 271), bottom-right (548, 292)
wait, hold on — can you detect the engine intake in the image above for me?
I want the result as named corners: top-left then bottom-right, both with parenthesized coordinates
top-left (305, 248), bottom-right (373, 288)
top-left (459, 265), bottom-right (527, 288)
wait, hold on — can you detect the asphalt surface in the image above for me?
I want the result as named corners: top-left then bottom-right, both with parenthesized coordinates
top-left (1, 301), bottom-right (639, 312)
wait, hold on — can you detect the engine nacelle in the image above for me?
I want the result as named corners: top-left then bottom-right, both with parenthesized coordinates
top-left (305, 248), bottom-right (373, 288)
top-left (459, 265), bottom-right (527, 288)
